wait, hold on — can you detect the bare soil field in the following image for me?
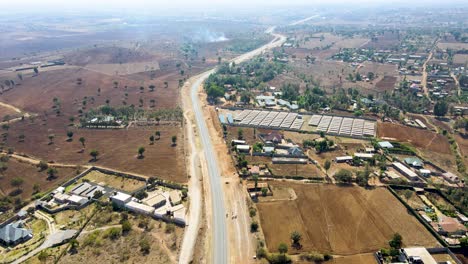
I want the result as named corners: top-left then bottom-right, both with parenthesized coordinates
top-left (0, 104), bottom-right (21, 122)
top-left (377, 122), bottom-right (451, 154)
top-left (257, 183), bottom-right (439, 255)
top-left (330, 253), bottom-right (377, 264)
top-left (375, 76), bottom-right (397, 92)
top-left (63, 46), bottom-right (157, 66)
top-left (0, 158), bottom-right (78, 199)
top-left (362, 32), bottom-right (401, 50)
top-left (395, 190), bottom-right (426, 210)
top-left (269, 163), bottom-right (324, 179)
top-left (84, 61), bottom-right (160, 76)
top-left (0, 67), bottom-right (180, 115)
top-left (5, 118), bottom-right (186, 183)
top-left (245, 156), bottom-right (324, 179)
top-left (437, 42), bottom-right (468, 51)
top-left (453, 54), bottom-right (468, 66)
top-left (82, 170), bottom-right (146, 193)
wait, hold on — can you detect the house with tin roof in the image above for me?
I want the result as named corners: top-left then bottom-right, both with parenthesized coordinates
top-left (0, 221), bottom-right (33, 246)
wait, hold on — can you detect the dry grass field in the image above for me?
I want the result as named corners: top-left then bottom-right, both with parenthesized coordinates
top-left (453, 54), bottom-right (468, 66)
top-left (245, 156), bottom-right (324, 179)
top-left (377, 122), bottom-right (451, 154)
top-left (0, 158), bottom-right (79, 199)
top-left (375, 76), bottom-right (398, 92)
top-left (82, 170), bottom-right (146, 192)
top-left (0, 104), bottom-right (21, 122)
top-left (0, 67), bottom-right (180, 115)
top-left (330, 253), bottom-right (377, 264)
top-left (257, 183), bottom-right (439, 255)
top-left (437, 42), bottom-right (468, 50)
top-left (5, 118), bottom-right (187, 183)
top-left (362, 31), bottom-right (401, 50)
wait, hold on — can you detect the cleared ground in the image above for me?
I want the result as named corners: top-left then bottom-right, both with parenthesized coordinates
top-left (377, 122), bottom-right (451, 154)
top-left (82, 170), bottom-right (146, 193)
top-left (0, 104), bottom-right (21, 122)
top-left (0, 158), bottom-right (78, 199)
top-left (257, 183), bottom-right (439, 255)
top-left (5, 120), bottom-right (187, 183)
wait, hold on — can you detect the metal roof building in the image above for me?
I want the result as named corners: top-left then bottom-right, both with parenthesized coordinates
top-left (0, 221), bottom-right (33, 246)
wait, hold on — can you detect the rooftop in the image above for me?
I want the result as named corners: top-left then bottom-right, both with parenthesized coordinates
top-left (111, 192), bottom-right (132, 202)
top-left (0, 221), bottom-right (33, 245)
top-left (402, 247), bottom-right (437, 264)
top-left (378, 141), bottom-right (394, 148)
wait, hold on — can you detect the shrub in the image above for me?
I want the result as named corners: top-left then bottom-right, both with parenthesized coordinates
top-left (256, 246), bottom-right (267, 259)
top-left (249, 207), bottom-right (256, 217)
top-left (165, 223), bottom-right (175, 233)
top-left (104, 227), bottom-right (121, 240)
top-left (299, 251), bottom-right (324, 262)
top-left (250, 221), bottom-right (259, 232)
top-left (139, 238), bottom-right (151, 255)
top-left (121, 220), bottom-right (132, 234)
top-left (267, 253), bottom-right (292, 264)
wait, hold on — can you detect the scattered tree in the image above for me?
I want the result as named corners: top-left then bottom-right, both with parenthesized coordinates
top-left (389, 233), bottom-right (403, 249)
top-left (324, 160), bottom-right (331, 174)
top-left (334, 169), bottom-right (353, 183)
top-left (11, 177), bottom-right (24, 191)
top-left (278, 243), bottom-right (288, 255)
top-left (291, 231), bottom-right (302, 246)
top-left (90, 150), bottom-right (99, 161)
top-left (67, 131), bottom-right (74, 141)
top-left (47, 168), bottom-right (58, 179)
top-left (48, 134), bottom-right (55, 144)
top-left (434, 100), bottom-right (449, 117)
top-left (137, 146), bottom-right (145, 158)
top-left (250, 221), bottom-right (259, 232)
top-left (171, 135), bottom-right (177, 146)
top-left (79, 137), bottom-right (86, 148)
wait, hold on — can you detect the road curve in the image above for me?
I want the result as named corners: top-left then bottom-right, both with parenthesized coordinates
top-left (184, 29), bottom-right (286, 264)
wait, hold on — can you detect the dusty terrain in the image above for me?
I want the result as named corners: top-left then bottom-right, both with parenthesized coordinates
top-left (0, 158), bottom-right (79, 199)
top-left (377, 122), bottom-right (451, 154)
top-left (4, 119), bottom-right (187, 183)
top-left (257, 182), bottom-right (439, 255)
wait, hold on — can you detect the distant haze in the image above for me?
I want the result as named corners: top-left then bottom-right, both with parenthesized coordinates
top-left (3, 0), bottom-right (468, 13)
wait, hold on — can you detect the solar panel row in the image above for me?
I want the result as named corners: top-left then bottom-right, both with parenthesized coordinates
top-left (233, 110), bottom-right (303, 130)
top-left (309, 114), bottom-right (375, 137)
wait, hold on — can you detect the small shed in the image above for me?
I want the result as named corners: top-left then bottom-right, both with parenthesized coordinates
top-left (335, 156), bottom-right (353, 163)
top-left (378, 141), bottom-right (394, 149)
top-left (404, 157), bottom-right (424, 168)
top-left (236, 145), bottom-right (250, 153)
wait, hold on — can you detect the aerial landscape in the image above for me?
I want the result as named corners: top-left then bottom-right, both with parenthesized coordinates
top-left (0, 0), bottom-right (467, 263)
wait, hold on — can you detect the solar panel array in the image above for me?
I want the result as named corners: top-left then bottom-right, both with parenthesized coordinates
top-left (234, 110), bottom-right (252, 121)
top-left (231, 111), bottom-right (376, 137)
top-left (232, 110), bottom-right (303, 130)
top-left (309, 114), bottom-right (375, 137)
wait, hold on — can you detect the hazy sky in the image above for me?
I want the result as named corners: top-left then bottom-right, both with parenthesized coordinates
top-left (4, 0), bottom-right (467, 10)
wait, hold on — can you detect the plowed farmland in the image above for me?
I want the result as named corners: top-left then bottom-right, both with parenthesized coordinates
top-left (377, 122), bottom-right (451, 154)
top-left (257, 183), bottom-right (439, 255)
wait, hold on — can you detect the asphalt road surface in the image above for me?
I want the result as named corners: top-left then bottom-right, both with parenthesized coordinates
top-left (188, 29), bottom-right (287, 264)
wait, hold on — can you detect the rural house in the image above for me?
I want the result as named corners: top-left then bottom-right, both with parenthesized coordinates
top-left (0, 221), bottom-right (33, 246)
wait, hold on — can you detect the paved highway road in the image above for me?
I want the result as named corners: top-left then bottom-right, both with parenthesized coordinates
top-left (188, 28), bottom-right (286, 264)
